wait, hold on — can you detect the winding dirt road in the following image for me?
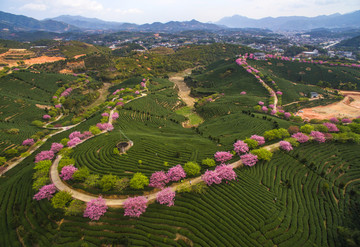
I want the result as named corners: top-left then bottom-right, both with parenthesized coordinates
top-left (169, 68), bottom-right (195, 107)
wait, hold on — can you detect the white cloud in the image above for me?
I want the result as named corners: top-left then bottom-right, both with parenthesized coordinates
top-left (20, 3), bottom-right (47, 11)
top-left (55, 0), bottom-right (103, 11)
top-left (114, 8), bottom-right (144, 15)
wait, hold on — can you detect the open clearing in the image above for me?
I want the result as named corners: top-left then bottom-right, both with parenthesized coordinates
top-left (298, 90), bottom-right (360, 120)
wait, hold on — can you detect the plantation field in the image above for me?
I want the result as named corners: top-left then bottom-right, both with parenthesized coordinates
top-left (191, 60), bottom-right (269, 97)
top-left (197, 112), bottom-right (296, 149)
top-left (248, 59), bottom-right (360, 88)
top-left (1, 134), bottom-right (359, 246)
top-left (0, 71), bottom-right (75, 153)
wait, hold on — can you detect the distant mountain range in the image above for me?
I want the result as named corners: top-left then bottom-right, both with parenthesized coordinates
top-left (1, 10), bottom-right (360, 33)
top-left (217, 11), bottom-right (360, 31)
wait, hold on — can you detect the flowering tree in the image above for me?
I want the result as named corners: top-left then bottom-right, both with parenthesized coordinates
top-left (55, 104), bottom-right (61, 108)
top-left (291, 132), bottom-right (309, 143)
top-left (141, 82), bottom-right (146, 88)
top-left (35, 150), bottom-right (54, 163)
top-left (323, 122), bottom-right (339, 132)
top-left (112, 112), bottom-right (119, 120)
top-left (240, 91), bottom-right (246, 95)
top-left (240, 153), bottom-right (258, 167)
top-left (271, 110), bottom-right (277, 115)
top-left (149, 171), bottom-right (169, 188)
top-left (202, 170), bottom-right (222, 186)
top-left (215, 165), bottom-right (237, 181)
top-left (233, 140), bottom-right (249, 154)
top-left (123, 196), bottom-right (148, 217)
top-left (284, 112), bottom-right (291, 119)
top-left (22, 138), bottom-right (35, 146)
top-left (341, 118), bottom-right (352, 124)
top-left (156, 188), bottom-right (176, 206)
top-left (279, 141), bottom-right (293, 151)
top-left (83, 196), bottom-right (108, 220)
top-left (60, 165), bottom-right (78, 180)
top-left (330, 117), bottom-right (339, 123)
top-left (50, 142), bottom-right (63, 153)
top-left (96, 123), bottom-right (114, 131)
top-left (67, 137), bottom-right (81, 147)
top-left (214, 151), bottom-right (233, 164)
top-left (82, 131), bottom-right (93, 139)
top-left (310, 131), bottom-right (326, 143)
top-left (69, 131), bottom-right (82, 140)
top-left (33, 184), bottom-right (57, 200)
top-left (276, 91), bottom-right (283, 95)
top-left (258, 101), bottom-right (264, 106)
top-left (101, 113), bottom-right (109, 117)
top-left (135, 90), bottom-right (140, 95)
top-left (269, 104), bottom-right (274, 109)
top-left (262, 106), bottom-right (268, 112)
top-left (167, 165), bottom-right (186, 182)
top-left (250, 135), bottom-right (265, 145)
top-left (43, 114), bottom-right (51, 120)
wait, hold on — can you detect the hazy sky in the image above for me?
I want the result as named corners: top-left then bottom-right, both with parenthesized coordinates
top-left (1, 0), bottom-right (359, 24)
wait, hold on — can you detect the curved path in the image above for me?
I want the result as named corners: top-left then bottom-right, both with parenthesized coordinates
top-left (50, 141), bottom-right (280, 207)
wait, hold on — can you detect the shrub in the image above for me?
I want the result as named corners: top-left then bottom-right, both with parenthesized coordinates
top-left (72, 167), bottom-right (90, 181)
top-left (0, 157), bottom-right (6, 166)
top-left (65, 200), bottom-right (85, 216)
top-left (60, 138), bottom-right (70, 146)
top-left (244, 138), bottom-right (258, 149)
top-left (251, 148), bottom-right (273, 161)
top-left (51, 191), bottom-right (72, 209)
top-left (84, 174), bottom-right (100, 188)
top-left (130, 173), bottom-right (149, 189)
top-left (288, 126), bottom-right (300, 134)
top-left (184, 162), bottom-right (201, 176)
top-left (89, 126), bottom-right (101, 135)
top-left (114, 178), bottom-right (130, 192)
top-left (202, 158), bottom-right (216, 167)
top-left (300, 124), bottom-right (314, 134)
top-left (99, 174), bottom-right (118, 192)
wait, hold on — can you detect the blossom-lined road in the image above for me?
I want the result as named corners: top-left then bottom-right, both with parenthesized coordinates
top-left (49, 140), bottom-right (280, 207)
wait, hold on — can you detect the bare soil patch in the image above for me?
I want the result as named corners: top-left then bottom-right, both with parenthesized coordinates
top-left (299, 91), bottom-right (360, 120)
top-left (24, 56), bottom-right (65, 66)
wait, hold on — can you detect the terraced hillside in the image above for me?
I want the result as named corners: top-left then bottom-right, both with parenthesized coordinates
top-left (0, 53), bottom-right (359, 247)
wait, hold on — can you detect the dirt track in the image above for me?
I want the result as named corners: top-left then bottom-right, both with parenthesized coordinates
top-left (298, 91), bottom-right (360, 120)
top-left (169, 68), bottom-right (195, 107)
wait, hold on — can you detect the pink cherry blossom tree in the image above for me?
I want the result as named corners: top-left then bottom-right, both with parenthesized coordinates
top-left (240, 91), bottom-right (246, 95)
top-left (60, 165), bottom-right (78, 180)
top-left (156, 188), bottom-right (176, 206)
top-left (323, 122), bottom-right (339, 132)
top-left (33, 184), bottom-right (57, 200)
top-left (214, 151), bottom-right (233, 164)
top-left (101, 113), bottom-right (109, 117)
top-left (291, 132), bottom-right (309, 143)
top-left (233, 140), bottom-right (249, 154)
top-left (341, 118), bottom-right (352, 124)
top-left (215, 165), bottom-right (237, 181)
top-left (279, 141), bottom-right (293, 151)
top-left (240, 153), bottom-right (258, 167)
top-left (69, 131), bottom-right (82, 140)
top-left (310, 131), bottom-right (326, 143)
top-left (123, 196), bottom-right (148, 217)
top-left (284, 112), bottom-right (291, 119)
top-left (22, 138), bottom-right (35, 146)
top-left (258, 101), bottom-right (264, 106)
top-left (149, 171), bottom-right (169, 188)
top-left (67, 137), bottom-right (81, 147)
top-left (112, 112), bottom-right (119, 120)
top-left (50, 142), bottom-right (64, 153)
top-left (35, 150), bottom-right (54, 163)
top-left (262, 106), bottom-right (268, 112)
top-left (202, 170), bottom-right (222, 186)
top-left (167, 165), bottom-right (186, 182)
top-left (330, 117), bottom-right (339, 123)
top-left (250, 135), bottom-right (265, 145)
top-left (83, 196), bottom-right (108, 220)
top-left (43, 114), bottom-right (51, 120)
